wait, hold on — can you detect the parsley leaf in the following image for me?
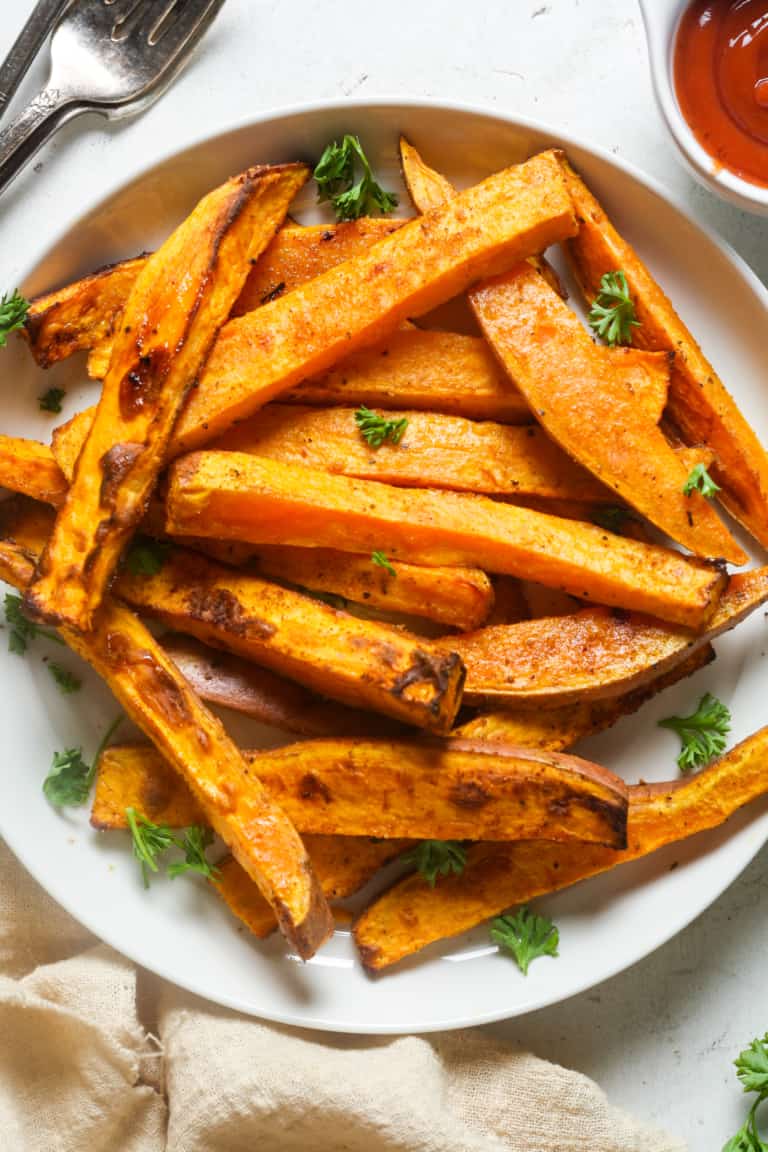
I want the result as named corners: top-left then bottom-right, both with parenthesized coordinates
top-left (354, 406), bottom-right (408, 449)
top-left (314, 135), bottom-right (398, 221)
top-left (683, 463), bottom-right (722, 499)
top-left (38, 387), bottom-right (66, 414)
top-left (124, 537), bottom-right (169, 576)
top-left (47, 662), bottom-right (82, 694)
top-left (167, 825), bottom-right (219, 881)
top-left (43, 747), bottom-right (92, 807)
top-left (737, 1036), bottom-right (768, 1096)
top-left (722, 1036), bottom-right (768, 1152)
top-left (126, 807), bottom-right (177, 888)
top-left (42, 714), bottom-right (122, 808)
top-left (0, 289), bottom-right (29, 347)
top-left (403, 840), bottom-right (466, 887)
top-left (371, 550), bottom-right (396, 578)
top-left (490, 907), bottom-right (560, 975)
top-left (588, 270), bottom-right (640, 346)
top-left (126, 809), bottom-right (218, 886)
top-left (658, 692), bottom-right (731, 773)
top-left (4, 592), bottom-right (64, 654)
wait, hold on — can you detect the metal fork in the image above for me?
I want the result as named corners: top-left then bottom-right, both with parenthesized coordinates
top-left (0, 0), bottom-right (227, 197)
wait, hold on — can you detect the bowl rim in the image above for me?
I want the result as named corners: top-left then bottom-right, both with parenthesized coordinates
top-left (18, 94), bottom-right (768, 300)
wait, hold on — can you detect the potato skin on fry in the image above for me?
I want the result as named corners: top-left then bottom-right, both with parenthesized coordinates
top-left (166, 452), bottom-right (727, 629)
top-left (455, 643), bottom-right (716, 749)
top-left (27, 218), bottom-right (404, 373)
top-left (354, 724), bottom-right (768, 970)
top-left (91, 738), bottom-right (629, 848)
top-left (116, 545), bottom-right (466, 734)
top-left (26, 163), bottom-right (308, 632)
top-left (160, 634), bottom-right (403, 737)
top-left (24, 255), bottom-right (147, 368)
top-left (448, 568), bottom-right (768, 707)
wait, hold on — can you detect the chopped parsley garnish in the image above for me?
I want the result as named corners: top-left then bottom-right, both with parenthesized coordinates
top-left (0, 289), bottom-right (29, 347)
top-left (588, 270), bottom-right (639, 346)
top-left (490, 907), bottom-right (560, 976)
top-left (354, 405), bottom-right (408, 449)
top-left (126, 808), bottom-right (219, 888)
top-left (371, 550), bottom-right (396, 578)
top-left (43, 714), bottom-right (123, 807)
top-left (39, 387), bottom-right (66, 413)
top-left (403, 839), bottom-right (466, 887)
top-left (3, 592), bottom-right (64, 655)
top-left (658, 692), bottom-right (730, 773)
top-left (47, 662), bottom-right (82, 694)
top-left (722, 1033), bottom-right (768, 1151)
top-left (314, 135), bottom-right (398, 221)
top-left (683, 463), bottom-right (721, 499)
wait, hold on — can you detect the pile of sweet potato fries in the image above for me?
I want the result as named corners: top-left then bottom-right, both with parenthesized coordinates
top-left (1, 137), bottom-right (767, 972)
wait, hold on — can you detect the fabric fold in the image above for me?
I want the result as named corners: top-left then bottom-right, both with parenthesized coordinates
top-left (1, 838), bottom-right (685, 1152)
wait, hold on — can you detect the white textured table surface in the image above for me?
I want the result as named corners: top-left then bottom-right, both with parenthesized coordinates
top-left (2, 2), bottom-right (767, 1147)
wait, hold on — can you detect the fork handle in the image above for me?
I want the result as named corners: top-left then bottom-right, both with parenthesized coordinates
top-left (0, 85), bottom-right (87, 197)
top-left (0, 1), bottom-right (71, 122)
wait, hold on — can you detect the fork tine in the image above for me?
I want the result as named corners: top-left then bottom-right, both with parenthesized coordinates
top-left (135, 0), bottom-right (227, 54)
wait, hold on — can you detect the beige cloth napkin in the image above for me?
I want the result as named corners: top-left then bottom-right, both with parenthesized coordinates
top-left (0, 839), bottom-right (685, 1152)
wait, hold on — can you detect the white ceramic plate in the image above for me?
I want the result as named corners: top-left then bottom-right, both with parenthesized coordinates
top-left (1, 100), bottom-right (767, 1034)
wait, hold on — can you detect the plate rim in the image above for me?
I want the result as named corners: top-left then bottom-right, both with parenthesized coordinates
top-left (3, 96), bottom-right (767, 1033)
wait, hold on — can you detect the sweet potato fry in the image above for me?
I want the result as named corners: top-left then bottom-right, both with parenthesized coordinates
top-left (354, 724), bottom-right (768, 970)
top-left (254, 545), bottom-right (494, 631)
top-left (166, 453), bottom-right (727, 628)
top-left (50, 412), bottom-right (91, 481)
top-left (446, 567), bottom-right (768, 707)
top-left (0, 537), bottom-right (332, 959)
top-left (56, 333), bottom-right (673, 479)
top-left (91, 738), bottom-right (629, 846)
top-left (289, 328), bottom-right (670, 426)
top-left (399, 140), bottom-right (744, 565)
top-left (159, 634), bottom-right (401, 737)
top-left (25, 218), bottom-right (405, 371)
top-left (0, 434), bottom-right (67, 506)
top-left (115, 545), bottom-right (465, 733)
top-left (24, 256), bottom-right (147, 369)
top-left (212, 404), bottom-right (613, 502)
top-left (91, 742), bottom-right (410, 938)
top-left (0, 496), bottom-right (55, 557)
top-left (164, 151), bottom-right (577, 454)
top-left (284, 328), bottom-right (531, 423)
top-left (472, 265), bottom-right (745, 563)
top-left (212, 837), bottom-right (409, 940)
top-left (561, 158), bottom-right (768, 549)
top-left (26, 164), bottom-right (308, 632)
top-left (0, 445), bottom-right (494, 632)
top-left (454, 643), bottom-right (716, 749)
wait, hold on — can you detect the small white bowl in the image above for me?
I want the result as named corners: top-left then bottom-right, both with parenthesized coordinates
top-left (639, 0), bottom-right (768, 215)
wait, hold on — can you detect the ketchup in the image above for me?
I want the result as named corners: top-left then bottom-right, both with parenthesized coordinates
top-left (674, 1), bottom-right (768, 187)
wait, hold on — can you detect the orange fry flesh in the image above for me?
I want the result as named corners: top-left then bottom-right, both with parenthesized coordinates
top-left (26, 164), bottom-right (308, 631)
top-left (166, 452), bottom-right (727, 629)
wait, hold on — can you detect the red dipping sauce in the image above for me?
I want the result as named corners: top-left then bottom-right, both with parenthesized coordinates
top-left (674, 1), bottom-right (768, 187)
